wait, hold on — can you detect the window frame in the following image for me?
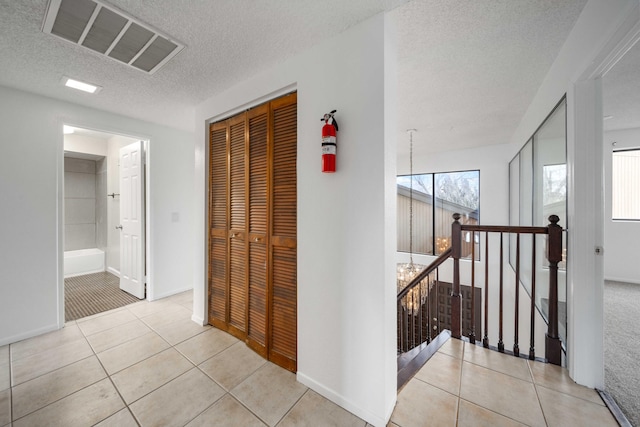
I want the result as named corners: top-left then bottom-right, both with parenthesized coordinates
top-left (611, 147), bottom-right (640, 221)
top-left (397, 169), bottom-right (480, 260)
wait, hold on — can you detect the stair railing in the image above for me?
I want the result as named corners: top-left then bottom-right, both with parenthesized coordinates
top-left (397, 213), bottom-right (564, 365)
top-left (397, 247), bottom-right (451, 353)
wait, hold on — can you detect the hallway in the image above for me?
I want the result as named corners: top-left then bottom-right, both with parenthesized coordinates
top-left (0, 291), bottom-right (617, 426)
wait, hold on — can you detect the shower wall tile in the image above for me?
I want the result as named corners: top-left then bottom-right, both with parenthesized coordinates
top-left (65, 224), bottom-right (96, 251)
top-left (96, 171), bottom-right (108, 250)
top-left (65, 158), bottom-right (96, 174)
top-left (65, 198), bottom-right (96, 225)
top-left (96, 158), bottom-right (107, 174)
top-left (107, 199), bottom-right (120, 272)
top-left (65, 172), bottom-right (96, 199)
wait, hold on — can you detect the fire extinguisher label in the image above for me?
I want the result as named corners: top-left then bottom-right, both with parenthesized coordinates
top-left (322, 145), bottom-right (336, 155)
top-left (322, 136), bottom-right (336, 144)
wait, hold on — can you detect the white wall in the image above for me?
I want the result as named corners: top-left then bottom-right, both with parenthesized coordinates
top-left (507, 0), bottom-right (637, 388)
top-left (194, 14), bottom-right (396, 427)
top-left (604, 128), bottom-right (640, 284)
top-left (0, 85), bottom-right (195, 346)
top-left (64, 133), bottom-right (108, 157)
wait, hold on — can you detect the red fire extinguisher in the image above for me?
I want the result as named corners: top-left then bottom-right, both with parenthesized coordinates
top-left (321, 110), bottom-right (338, 173)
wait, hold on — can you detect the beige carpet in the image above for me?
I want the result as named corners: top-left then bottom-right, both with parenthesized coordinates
top-left (604, 280), bottom-right (640, 427)
top-left (65, 272), bottom-right (140, 321)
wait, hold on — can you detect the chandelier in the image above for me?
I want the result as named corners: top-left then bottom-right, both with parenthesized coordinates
top-left (397, 129), bottom-right (429, 314)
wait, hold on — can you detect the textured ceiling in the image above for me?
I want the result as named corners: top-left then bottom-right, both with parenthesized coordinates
top-left (391, 0), bottom-right (587, 159)
top-left (603, 39), bottom-right (640, 133)
top-left (0, 0), bottom-right (406, 131)
top-left (0, 0), bottom-right (590, 157)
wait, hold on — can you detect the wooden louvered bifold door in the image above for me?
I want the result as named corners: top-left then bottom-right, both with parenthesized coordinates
top-left (208, 92), bottom-right (297, 372)
top-left (246, 104), bottom-right (269, 357)
top-left (269, 93), bottom-right (297, 371)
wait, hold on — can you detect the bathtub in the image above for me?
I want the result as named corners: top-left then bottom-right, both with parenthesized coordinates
top-left (64, 248), bottom-right (105, 278)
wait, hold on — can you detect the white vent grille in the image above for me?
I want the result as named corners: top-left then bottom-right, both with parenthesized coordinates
top-left (43, 0), bottom-right (184, 74)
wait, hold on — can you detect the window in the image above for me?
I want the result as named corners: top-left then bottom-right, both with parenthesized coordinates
top-left (397, 170), bottom-right (479, 258)
top-left (612, 149), bottom-right (640, 220)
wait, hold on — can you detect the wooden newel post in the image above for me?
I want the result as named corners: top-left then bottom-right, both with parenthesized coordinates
top-left (545, 215), bottom-right (563, 365)
top-left (451, 213), bottom-right (462, 339)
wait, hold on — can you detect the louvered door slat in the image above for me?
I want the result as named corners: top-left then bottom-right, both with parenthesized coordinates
top-left (271, 246), bottom-right (296, 366)
top-left (247, 106), bottom-right (268, 354)
top-left (230, 120), bottom-right (246, 231)
top-left (209, 236), bottom-right (226, 323)
top-left (248, 242), bottom-right (267, 352)
top-left (210, 126), bottom-right (227, 230)
top-left (249, 110), bottom-right (268, 234)
top-left (229, 236), bottom-right (246, 334)
top-left (227, 115), bottom-right (247, 337)
top-left (272, 102), bottom-right (297, 239)
top-left (270, 93), bottom-right (297, 371)
top-left (208, 124), bottom-right (228, 327)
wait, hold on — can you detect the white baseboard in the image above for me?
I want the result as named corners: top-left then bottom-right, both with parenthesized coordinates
top-left (107, 267), bottom-right (120, 277)
top-left (0, 322), bottom-right (60, 347)
top-left (191, 314), bottom-right (206, 326)
top-left (64, 268), bottom-right (105, 278)
top-left (151, 286), bottom-right (194, 301)
top-left (296, 372), bottom-right (389, 427)
top-left (605, 276), bottom-right (640, 285)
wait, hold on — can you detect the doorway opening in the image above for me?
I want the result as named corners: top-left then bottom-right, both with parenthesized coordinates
top-left (601, 34), bottom-right (640, 426)
top-left (62, 125), bottom-right (148, 321)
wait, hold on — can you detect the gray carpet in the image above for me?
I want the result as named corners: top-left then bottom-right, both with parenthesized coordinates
top-left (65, 272), bottom-right (140, 321)
top-left (605, 280), bottom-right (640, 427)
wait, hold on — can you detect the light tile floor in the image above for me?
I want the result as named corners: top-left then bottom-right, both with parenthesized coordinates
top-left (0, 291), bottom-right (618, 427)
top-left (391, 338), bottom-right (618, 427)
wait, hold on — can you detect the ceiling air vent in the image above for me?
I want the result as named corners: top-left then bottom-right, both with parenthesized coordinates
top-left (42, 0), bottom-right (184, 74)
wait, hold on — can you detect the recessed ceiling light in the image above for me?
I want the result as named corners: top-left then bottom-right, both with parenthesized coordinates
top-left (62, 76), bottom-right (102, 94)
top-left (63, 125), bottom-right (75, 134)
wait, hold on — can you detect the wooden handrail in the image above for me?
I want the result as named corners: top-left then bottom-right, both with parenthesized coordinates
top-left (397, 247), bottom-right (453, 301)
top-left (460, 224), bottom-right (549, 234)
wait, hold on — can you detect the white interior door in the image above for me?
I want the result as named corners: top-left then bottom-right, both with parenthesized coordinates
top-left (119, 141), bottom-right (145, 299)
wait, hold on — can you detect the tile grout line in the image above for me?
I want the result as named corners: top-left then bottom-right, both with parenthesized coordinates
top-left (455, 340), bottom-right (465, 427)
top-left (458, 396), bottom-right (536, 426)
top-left (228, 361), bottom-right (303, 427)
top-left (528, 359), bottom-right (550, 427)
top-left (10, 338), bottom-right (105, 423)
top-left (92, 310), bottom-right (213, 425)
top-left (527, 360), bottom-right (609, 408)
top-left (273, 387), bottom-right (309, 427)
top-left (9, 345), bottom-right (13, 427)
top-left (81, 308), bottom-right (180, 425)
top-left (462, 359), bottom-right (534, 383)
top-left (459, 342), bottom-right (547, 426)
top-left (227, 363), bottom-right (276, 426)
top-left (4, 295), bottom-right (195, 426)
top-left (89, 304), bottom-right (187, 426)
top-left (88, 331), bottom-right (142, 427)
top-left (535, 382), bottom-right (611, 408)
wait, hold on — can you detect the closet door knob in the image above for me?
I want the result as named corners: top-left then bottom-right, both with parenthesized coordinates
top-left (116, 225), bottom-right (123, 230)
